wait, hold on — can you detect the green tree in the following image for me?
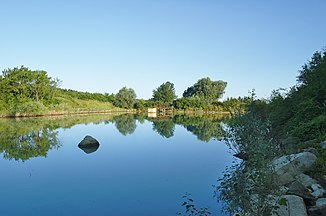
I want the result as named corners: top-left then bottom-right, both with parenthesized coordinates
top-left (183, 77), bottom-right (227, 103)
top-left (113, 87), bottom-right (137, 109)
top-left (0, 66), bottom-right (58, 103)
top-left (152, 81), bottom-right (177, 104)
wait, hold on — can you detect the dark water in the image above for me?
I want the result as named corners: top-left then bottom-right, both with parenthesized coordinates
top-left (0, 114), bottom-right (232, 216)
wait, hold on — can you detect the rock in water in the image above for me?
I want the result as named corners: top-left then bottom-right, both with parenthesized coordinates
top-left (78, 135), bottom-right (100, 154)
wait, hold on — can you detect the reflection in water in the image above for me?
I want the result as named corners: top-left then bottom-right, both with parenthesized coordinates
top-left (152, 118), bottom-right (175, 138)
top-left (0, 120), bottom-right (60, 161)
top-left (0, 114), bottom-right (119, 161)
top-left (173, 114), bottom-right (225, 142)
top-left (0, 113), bottom-right (228, 161)
top-left (112, 114), bottom-right (137, 136)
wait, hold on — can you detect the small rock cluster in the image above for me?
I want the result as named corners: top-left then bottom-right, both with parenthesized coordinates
top-left (271, 140), bottom-right (326, 216)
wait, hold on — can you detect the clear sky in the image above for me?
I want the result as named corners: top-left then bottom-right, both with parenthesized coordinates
top-left (1, 0), bottom-right (325, 100)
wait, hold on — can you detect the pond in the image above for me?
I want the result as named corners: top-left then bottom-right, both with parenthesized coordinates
top-left (0, 114), bottom-right (233, 216)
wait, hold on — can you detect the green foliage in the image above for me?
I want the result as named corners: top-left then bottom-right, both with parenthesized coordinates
top-left (0, 66), bottom-right (58, 103)
top-left (0, 66), bottom-right (61, 115)
top-left (173, 97), bottom-right (208, 110)
top-left (58, 89), bottom-right (115, 102)
top-left (183, 77), bottom-right (227, 103)
top-left (114, 87), bottom-right (137, 109)
top-left (223, 97), bottom-right (251, 116)
top-left (178, 192), bottom-right (211, 216)
top-left (267, 49), bottom-right (326, 142)
top-left (152, 81), bottom-right (177, 104)
top-left (217, 111), bottom-right (281, 215)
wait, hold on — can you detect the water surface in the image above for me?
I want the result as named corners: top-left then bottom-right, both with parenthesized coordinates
top-left (0, 114), bottom-right (232, 216)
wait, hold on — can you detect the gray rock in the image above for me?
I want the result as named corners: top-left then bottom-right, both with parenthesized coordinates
top-left (272, 195), bottom-right (307, 216)
top-left (311, 184), bottom-right (325, 199)
top-left (320, 140), bottom-right (326, 149)
top-left (295, 173), bottom-right (317, 188)
top-left (308, 198), bottom-right (326, 216)
top-left (272, 152), bottom-right (317, 185)
top-left (287, 180), bottom-right (315, 201)
top-left (78, 135), bottom-right (100, 154)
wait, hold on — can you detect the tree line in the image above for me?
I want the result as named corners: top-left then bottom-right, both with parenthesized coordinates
top-left (0, 66), bottom-right (244, 115)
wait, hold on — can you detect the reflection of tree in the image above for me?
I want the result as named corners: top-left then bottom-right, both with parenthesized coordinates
top-left (0, 120), bottom-right (60, 161)
top-left (173, 114), bottom-right (224, 142)
top-left (152, 119), bottom-right (175, 138)
top-left (112, 114), bottom-right (137, 136)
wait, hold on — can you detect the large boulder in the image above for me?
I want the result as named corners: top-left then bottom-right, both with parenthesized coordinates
top-left (272, 152), bottom-right (317, 185)
top-left (78, 135), bottom-right (100, 154)
top-left (272, 195), bottom-right (307, 216)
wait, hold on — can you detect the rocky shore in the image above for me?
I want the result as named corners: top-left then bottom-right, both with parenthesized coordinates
top-left (270, 140), bottom-right (326, 216)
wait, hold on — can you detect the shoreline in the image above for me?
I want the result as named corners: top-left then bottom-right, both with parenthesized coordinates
top-left (0, 108), bottom-right (136, 119)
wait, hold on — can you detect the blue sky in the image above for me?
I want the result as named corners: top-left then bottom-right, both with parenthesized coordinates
top-left (1, 0), bottom-right (325, 100)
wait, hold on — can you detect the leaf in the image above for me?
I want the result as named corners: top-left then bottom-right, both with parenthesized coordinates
top-left (278, 197), bottom-right (287, 206)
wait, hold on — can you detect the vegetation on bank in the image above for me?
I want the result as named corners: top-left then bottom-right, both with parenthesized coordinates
top-left (0, 66), bottom-right (248, 117)
top-left (217, 48), bottom-right (326, 215)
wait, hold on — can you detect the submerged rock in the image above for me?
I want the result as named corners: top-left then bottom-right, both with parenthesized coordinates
top-left (272, 152), bottom-right (317, 185)
top-left (78, 135), bottom-right (100, 154)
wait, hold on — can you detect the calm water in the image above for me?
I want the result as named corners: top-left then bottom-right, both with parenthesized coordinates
top-left (0, 114), bottom-right (232, 216)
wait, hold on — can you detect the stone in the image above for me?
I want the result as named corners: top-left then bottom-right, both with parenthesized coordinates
top-left (311, 184), bottom-right (325, 199)
top-left (308, 198), bottom-right (326, 216)
top-left (78, 135), bottom-right (100, 154)
top-left (287, 180), bottom-right (315, 201)
top-left (272, 152), bottom-right (317, 185)
top-left (295, 173), bottom-right (317, 188)
top-left (272, 195), bottom-right (307, 216)
top-left (320, 140), bottom-right (326, 149)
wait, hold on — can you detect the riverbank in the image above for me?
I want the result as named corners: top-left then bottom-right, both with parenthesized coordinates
top-left (0, 107), bottom-right (136, 118)
top-left (270, 139), bottom-right (326, 216)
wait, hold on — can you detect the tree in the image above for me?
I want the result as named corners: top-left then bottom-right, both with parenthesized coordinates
top-left (113, 87), bottom-right (137, 109)
top-left (152, 81), bottom-right (177, 104)
top-left (183, 77), bottom-right (227, 102)
top-left (0, 66), bottom-right (59, 103)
